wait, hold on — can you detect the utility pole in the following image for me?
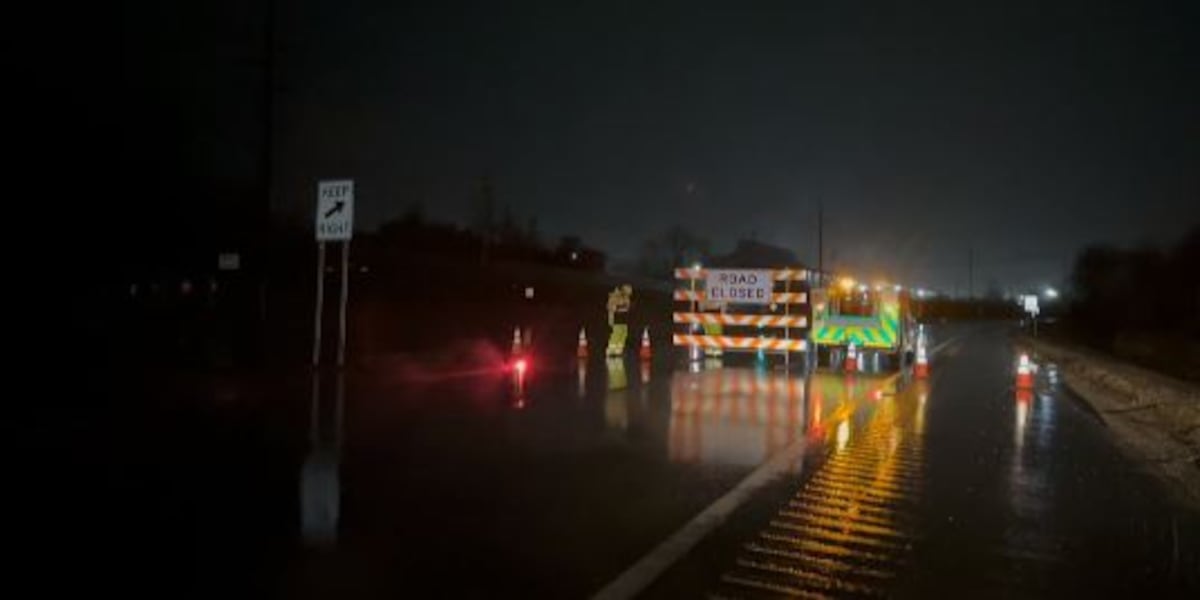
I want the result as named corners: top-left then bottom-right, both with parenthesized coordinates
top-left (967, 246), bottom-right (974, 299)
top-left (817, 199), bottom-right (824, 283)
top-left (475, 176), bottom-right (495, 266)
top-left (256, 0), bottom-right (277, 355)
top-left (262, 0), bottom-right (275, 226)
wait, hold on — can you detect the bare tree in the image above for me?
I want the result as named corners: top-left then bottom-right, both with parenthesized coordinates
top-left (637, 226), bottom-right (711, 278)
top-left (471, 176), bottom-right (496, 265)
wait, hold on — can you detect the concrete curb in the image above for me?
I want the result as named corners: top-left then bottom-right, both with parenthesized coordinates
top-left (1016, 335), bottom-right (1200, 508)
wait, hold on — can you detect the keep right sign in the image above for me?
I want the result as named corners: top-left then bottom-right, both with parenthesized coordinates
top-left (316, 180), bottom-right (355, 241)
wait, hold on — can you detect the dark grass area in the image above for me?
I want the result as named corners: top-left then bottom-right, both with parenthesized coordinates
top-left (25, 363), bottom-right (305, 596)
top-left (1034, 319), bottom-right (1200, 384)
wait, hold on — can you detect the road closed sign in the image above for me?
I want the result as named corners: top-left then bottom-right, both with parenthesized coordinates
top-left (316, 180), bottom-right (354, 241)
top-left (705, 269), bottom-right (773, 304)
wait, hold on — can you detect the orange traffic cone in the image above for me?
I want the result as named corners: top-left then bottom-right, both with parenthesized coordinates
top-left (511, 326), bottom-right (524, 357)
top-left (914, 335), bottom-right (929, 379)
top-left (577, 359), bottom-right (588, 398)
top-left (639, 327), bottom-right (652, 360)
top-left (577, 327), bottom-right (589, 359)
top-left (844, 342), bottom-right (858, 372)
top-left (1016, 353), bottom-right (1034, 389)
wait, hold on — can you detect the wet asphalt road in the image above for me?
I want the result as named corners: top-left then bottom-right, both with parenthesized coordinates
top-left (649, 323), bottom-right (1200, 598)
top-left (132, 322), bottom-right (1198, 597)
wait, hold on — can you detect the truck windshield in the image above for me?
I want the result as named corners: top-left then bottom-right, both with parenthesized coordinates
top-left (832, 290), bottom-right (877, 317)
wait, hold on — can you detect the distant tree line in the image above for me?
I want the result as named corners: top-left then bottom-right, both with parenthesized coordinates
top-left (635, 225), bottom-right (713, 279)
top-left (1065, 226), bottom-right (1199, 349)
top-left (360, 201), bottom-right (606, 272)
top-left (914, 297), bottom-right (1020, 320)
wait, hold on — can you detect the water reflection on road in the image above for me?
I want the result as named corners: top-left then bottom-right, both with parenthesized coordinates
top-left (667, 364), bottom-right (806, 467)
top-left (288, 327), bottom-right (1198, 598)
top-left (665, 362), bottom-right (909, 469)
top-left (657, 359), bottom-right (931, 597)
top-left (707, 367), bottom-right (928, 597)
top-left (300, 370), bottom-right (344, 547)
top-left (604, 358), bottom-right (629, 430)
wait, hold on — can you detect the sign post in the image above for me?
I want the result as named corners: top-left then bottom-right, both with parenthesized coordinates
top-left (314, 180), bottom-right (355, 367)
top-left (784, 274), bottom-right (791, 369)
top-left (337, 241), bottom-right (349, 366)
top-left (1019, 294), bottom-right (1040, 337)
top-left (312, 242), bottom-right (326, 366)
top-left (217, 252), bottom-right (241, 271)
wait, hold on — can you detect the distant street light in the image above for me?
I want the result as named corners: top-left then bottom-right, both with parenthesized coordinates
top-left (1043, 287), bottom-right (1059, 300)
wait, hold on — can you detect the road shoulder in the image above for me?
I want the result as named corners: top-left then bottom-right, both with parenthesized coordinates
top-left (1017, 334), bottom-right (1200, 508)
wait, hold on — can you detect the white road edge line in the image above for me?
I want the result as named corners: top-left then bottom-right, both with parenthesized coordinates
top-left (591, 332), bottom-right (963, 600)
top-left (590, 437), bottom-right (808, 600)
top-left (929, 336), bottom-right (958, 356)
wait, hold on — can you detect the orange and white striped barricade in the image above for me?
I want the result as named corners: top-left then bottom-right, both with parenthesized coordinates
top-left (673, 266), bottom-right (810, 359)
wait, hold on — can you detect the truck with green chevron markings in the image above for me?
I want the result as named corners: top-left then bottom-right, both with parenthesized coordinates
top-left (810, 278), bottom-right (917, 370)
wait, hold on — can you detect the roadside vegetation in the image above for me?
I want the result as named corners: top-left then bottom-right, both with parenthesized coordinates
top-left (1060, 226), bottom-right (1199, 382)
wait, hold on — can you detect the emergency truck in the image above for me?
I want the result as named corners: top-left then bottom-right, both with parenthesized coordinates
top-left (810, 279), bottom-right (917, 370)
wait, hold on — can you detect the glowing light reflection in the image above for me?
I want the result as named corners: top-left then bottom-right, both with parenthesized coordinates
top-left (836, 420), bottom-right (851, 452)
top-left (668, 368), bottom-right (806, 466)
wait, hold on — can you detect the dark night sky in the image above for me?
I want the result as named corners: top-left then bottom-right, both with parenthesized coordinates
top-left (122, 0), bottom-right (1198, 291)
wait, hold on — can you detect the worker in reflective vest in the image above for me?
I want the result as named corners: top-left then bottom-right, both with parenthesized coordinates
top-left (700, 299), bottom-right (725, 357)
top-left (606, 285), bottom-right (632, 357)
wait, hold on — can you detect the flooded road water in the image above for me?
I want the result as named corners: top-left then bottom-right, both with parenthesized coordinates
top-left (290, 351), bottom-right (795, 597)
top-left (650, 323), bottom-right (1200, 598)
top-left (123, 323), bottom-right (1199, 597)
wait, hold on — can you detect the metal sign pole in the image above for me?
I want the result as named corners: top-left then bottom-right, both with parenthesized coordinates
top-left (335, 369), bottom-right (345, 451)
top-left (315, 179), bottom-right (354, 367)
top-left (805, 271), bottom-right (815, 372)
top-left (784, 272), bottom-right (790, 368)
top-left (309, 370), bottom-right (321, 445)
top-left (690, 268), bottom-right (699, 360)
top-left (337, 240), bottom-right (350, 367)
top-left (690, 269), bottom-right (697, 313)
top-left (312, 241), bottom-right (327, 367)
